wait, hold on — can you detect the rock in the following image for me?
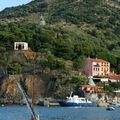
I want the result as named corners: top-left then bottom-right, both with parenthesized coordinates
top-left (97, 100), bottom-right (108, 107)
top-left (0, 74), bottom-right (46, 104)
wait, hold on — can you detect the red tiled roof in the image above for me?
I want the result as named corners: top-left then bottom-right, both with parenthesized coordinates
top-left (108, 74), bottom-right (120, 80)
top-left (89, 58), bottom-right (109, 63)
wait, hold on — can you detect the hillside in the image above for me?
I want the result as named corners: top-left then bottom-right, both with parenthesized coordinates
top-left (0, 0), bottom-right (120, 24)
top-left (0, 0), bottom-right (120, 30)
top-left (0, 0), bottom-right (119, 101)
top-left (0, 0), bottom-right (119, 69)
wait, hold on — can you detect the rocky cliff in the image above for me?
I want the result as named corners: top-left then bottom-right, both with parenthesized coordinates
top-left (0, 74), bottom-right (46, 104)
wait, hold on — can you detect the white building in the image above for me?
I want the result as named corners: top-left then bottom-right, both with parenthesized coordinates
top-left (14, 42), bottom-right (28, 51)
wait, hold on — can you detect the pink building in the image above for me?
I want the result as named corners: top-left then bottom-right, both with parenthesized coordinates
top-left (84, 58), bottom-right (110, 76)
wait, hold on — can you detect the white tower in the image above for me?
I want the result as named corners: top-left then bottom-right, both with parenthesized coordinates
top-left (40, 15), bottom-right (46, 25)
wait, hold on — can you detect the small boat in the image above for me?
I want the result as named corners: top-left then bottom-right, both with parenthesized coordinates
top-left (106, 106), bottom-right (115, 111)
top-left (1, 104), bottom-right (5, 107)
top-left (59, 93), bottom-right (96, 107)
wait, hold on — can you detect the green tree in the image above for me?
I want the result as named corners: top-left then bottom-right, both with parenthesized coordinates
top-left (73, 56), bottom-right (85, 70)
top-left (53, 39), bottom-right (75, 60)
top-left (8, 63), bottom-right (21, 74)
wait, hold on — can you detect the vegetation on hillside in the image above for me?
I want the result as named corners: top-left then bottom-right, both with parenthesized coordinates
top-left (0, 0), bottom-right (48, 18)
top-left (0, 0), bottom-right (120, 98)
top-left (0, 22), bottom-right (119, 72)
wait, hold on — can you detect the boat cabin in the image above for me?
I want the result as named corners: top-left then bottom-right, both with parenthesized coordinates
top-left (67, 95), bottom-right (92, 103)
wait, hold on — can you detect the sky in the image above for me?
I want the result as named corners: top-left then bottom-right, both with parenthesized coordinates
top-left (0, 0), bottom-right (119, 11)
top-left (0, 0), bottom-right (32, 11)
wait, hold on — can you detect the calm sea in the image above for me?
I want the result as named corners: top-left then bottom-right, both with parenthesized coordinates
top-left (0, 106), bottom-right (120, 120)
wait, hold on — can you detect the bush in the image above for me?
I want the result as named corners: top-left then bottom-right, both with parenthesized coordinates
top-left (70, 76), bottom-right (81, 84)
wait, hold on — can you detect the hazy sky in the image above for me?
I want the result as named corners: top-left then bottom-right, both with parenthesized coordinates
top-left (0, 0), bottom-right (32, 11)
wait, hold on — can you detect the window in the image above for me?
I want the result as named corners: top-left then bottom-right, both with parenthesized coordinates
top-left (102, 63), bottom-right (103, 66)
top-left (81, 99), bottom-right (85, 101)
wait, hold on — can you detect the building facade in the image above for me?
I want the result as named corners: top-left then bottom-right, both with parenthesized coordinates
top-left (14, 42), bottom-right (28, 51)
top-left (84, 58), bottom-right (110, 77)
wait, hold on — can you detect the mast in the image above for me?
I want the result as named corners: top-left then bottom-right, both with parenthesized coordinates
top-left (17, 82), bottom-right (38, 120)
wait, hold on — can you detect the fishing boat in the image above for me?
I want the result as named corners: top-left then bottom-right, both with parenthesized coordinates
top-left (59, 93), bottom-right (97, 107)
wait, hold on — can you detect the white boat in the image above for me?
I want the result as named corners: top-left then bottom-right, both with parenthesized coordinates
top-left (59, 93), bottom-right (96, 107)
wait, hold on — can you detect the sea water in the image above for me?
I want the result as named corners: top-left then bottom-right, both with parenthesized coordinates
top-left (0, 106), bottom-right (120, 120)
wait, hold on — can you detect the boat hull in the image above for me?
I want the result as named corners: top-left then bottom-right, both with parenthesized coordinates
top-left (59, 101), bottom-right (97, 107)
